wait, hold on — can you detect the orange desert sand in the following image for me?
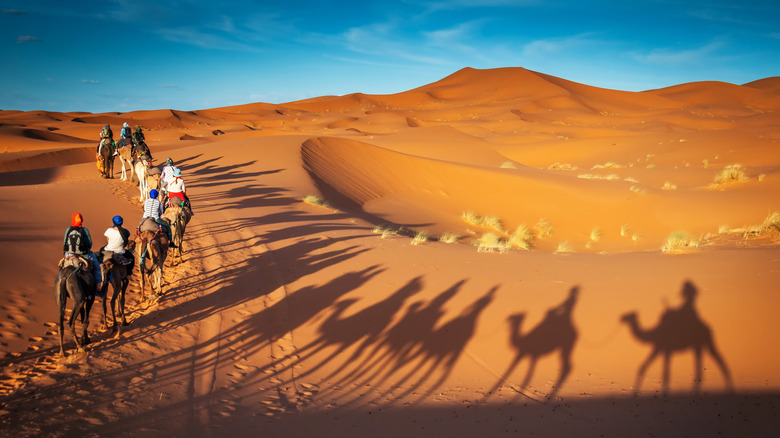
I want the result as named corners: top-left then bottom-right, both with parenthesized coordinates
top-left (0, 67), bottom-right (778, 437)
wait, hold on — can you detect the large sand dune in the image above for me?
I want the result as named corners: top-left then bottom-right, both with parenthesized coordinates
top-left (0, 67), bottom-right (778, 436)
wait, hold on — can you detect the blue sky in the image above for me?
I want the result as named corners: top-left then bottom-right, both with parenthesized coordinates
top-left (1, 0), bottom-right (778, 113)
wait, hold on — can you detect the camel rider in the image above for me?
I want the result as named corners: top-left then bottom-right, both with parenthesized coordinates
top-left (102, 215), bottom-right (133, 266)
top-left (139, 189), bottom-right (176, 247)
top-left (120, 122), bottom-right (131, 140)
top-left (160, 157), bottom-right (178, 196)
top-left (132, 126), bottom-right (150, 159)
top-left (166, 168), bottom-right (194, 215)
top-left (98, 124), bottom-right (114, 155)
top-left (63, 212), bottom-right (102, 296)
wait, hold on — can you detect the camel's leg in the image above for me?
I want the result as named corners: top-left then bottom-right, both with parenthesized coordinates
top-left (693, 347), bottom-right (703, 393)
top-left (68, 299), bottom-right (82, 351)
top-left (55, 273), bottom-right (67, 356)
top-left (82, 297), bottom-right (93, 345)
top-left (706, 341), bottom-right (734, 390)
top-left (120, 277), bottom-right (129, 326)
top-left (549, 345), bottom-right (574, 399)
top-left (109, 279), bottom-right (119, 336)
top-left (486, 353), bottom-right (524, 397)
top-left (101, 288), bottom-right (109, 330)
top-left (662, 351), bottom-right (671, 395)
top-left (520, 357), bottom-right (538, 390)
top-left (58, 298), bottom-right (67, 356)
top-left (635, 348), bottom-right (659, 394)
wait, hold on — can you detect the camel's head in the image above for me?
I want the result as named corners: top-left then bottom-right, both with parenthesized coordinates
top-left (508, 313), bottom-right (526, 326)
top-left (619, 312), bottom-right (638, 323)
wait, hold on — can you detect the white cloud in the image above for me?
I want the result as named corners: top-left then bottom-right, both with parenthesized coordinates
top-left (16, 35), bottom-right (42, 44)
top-left (630, 41), bottom-right (724, 66)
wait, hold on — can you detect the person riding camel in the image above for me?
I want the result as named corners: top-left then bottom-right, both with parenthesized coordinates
top-left (63, 212), bottom-right (102, 296)
top-left (166, 168), bottom-right (194, 215)
top-left (132, 126), bottom-right (150, 159)
top-left (160, 157), bottom-right (179, 196)
top-left (139, 189), bottom-right (176, 247)
top-left (120, 122), bottom-right (131, 140)
top-left (98, 124), bottom-right (114, 156)
top-left (102, 215), bottom-right (133, 266)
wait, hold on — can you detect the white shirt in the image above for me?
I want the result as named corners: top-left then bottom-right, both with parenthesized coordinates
top-left (104, 227), bottom-right (125, 253)
top-left (168, 177), bottom-right (186, 193)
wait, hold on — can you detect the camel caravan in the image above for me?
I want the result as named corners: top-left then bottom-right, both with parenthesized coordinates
top-left (56, 123), bottom-right (193, 355)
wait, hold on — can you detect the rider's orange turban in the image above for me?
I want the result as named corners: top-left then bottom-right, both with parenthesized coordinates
top-left (71, 212), bottom-right (83, 227)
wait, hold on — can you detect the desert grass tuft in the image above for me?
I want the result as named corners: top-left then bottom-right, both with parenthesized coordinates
top-left (508, 225), bottom-right (534, 250)
top-left (762, 212), bottom-right (780, 232)
top-left (661, 230), bottom-right (699, 253)
top-left (462, 211), bottom-right (484, 227)
top-left (373, 225), bottom-right (399, 239)
top-left (439, 232), bottom-right (462, 244)
top-left (555, 241), bottom-right (574, 254)
top-left (712, 164), bottom-right (748, 185)
top-left (534, 218), bottom-right (554, 239)
top-left (548, 162), bottom-right (578, 171)
top-left (411, 231), bottom-right (430, 245)
top-left (303, 195), bottom-right (330, 208)
top-left (474, 232), bottom-right (510, 253)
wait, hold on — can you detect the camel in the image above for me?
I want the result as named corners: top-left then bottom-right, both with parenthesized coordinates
top-left (98, 141), bottom-right (115, 179)
top-left (487, 286), bottom-right (579, 400)
top-left (134, 227), bottom-right (169, 301)
top-left (115, 138), bottom-right (136, 182)
top-left (134, 154), bottom-right (151, 202)
top-left (162, 202), bottom-right (191, 265)
top-left (98, 242), bottom-right (136, 337)
top-left (620, 281), bottom-right (733, 394)
top-left (55, 255), bottom-right (96, 356)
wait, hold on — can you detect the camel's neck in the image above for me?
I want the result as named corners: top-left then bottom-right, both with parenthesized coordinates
top-left (626, 318), bottom-right (654, 343)
top-left (509, 318), bottom-right (524, 347)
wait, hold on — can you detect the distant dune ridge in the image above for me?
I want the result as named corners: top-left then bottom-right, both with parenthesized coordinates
top-left (3, 66), bottom-right (776, 252)
top-left (0, 67), bottom-right (779, 436)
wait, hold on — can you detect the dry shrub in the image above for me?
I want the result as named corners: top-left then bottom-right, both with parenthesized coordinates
top-left (661, 231), bottom-right (700, 253)
top-left (712, 164), bottom-right (747, 185)
top-left (475, 232), bottom-right (510, 253)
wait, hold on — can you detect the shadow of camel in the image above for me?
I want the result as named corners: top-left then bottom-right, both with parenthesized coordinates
top-left (620, 280), bottom-right (734, 394)
top-left (486, 286), bottom-right (579, 400)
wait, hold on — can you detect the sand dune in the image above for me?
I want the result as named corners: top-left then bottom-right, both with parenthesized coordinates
top-left (0, 67), bottom-right (778, 437)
